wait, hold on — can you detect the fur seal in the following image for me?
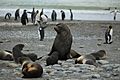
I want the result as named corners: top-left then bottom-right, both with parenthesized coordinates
top-left (48, 23), bottom-right (73, 60)
top-left (90, 50), bottom-right (107, 60)
top-left (18, 57), bottom-right (43, 78)
top-left (12, 44), bottom-right (25, 63)
top-left (68, 49), bottom-right (81, 58)
top-left (46, 51), bottom-right (59, 66)
top-left (0, 49), bottom-right (13, 61)
top-left (25, 53), bottom-right (38, 62)
top-left (75, 54), bottom-right (97, 66)
top-left (12, 44), bottom-right (39, 63)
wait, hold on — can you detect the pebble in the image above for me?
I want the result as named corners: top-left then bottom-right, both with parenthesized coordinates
top-left (16, 77), bottom-right (23, 80)
top-left (117, 48), bottom-right (120, 51)
top-left (66, 59), bottom-right (75, 63)
top-left (101, 72), bottom-right (111, 78)
top-left (97, 60), bottom-right (109, 65)
top-left (0, 59), bottom-right (120, 80)
top-left (91, 74), bottom-right (101, 78)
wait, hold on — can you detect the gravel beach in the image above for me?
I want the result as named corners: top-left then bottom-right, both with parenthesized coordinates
top-left (0, 17), bottom-right (120, 80)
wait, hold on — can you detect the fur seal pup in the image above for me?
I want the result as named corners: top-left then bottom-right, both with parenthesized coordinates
top-left (25, 53), bottom-right (38, 62)
top-left (0, 49), bottom-right (13, 61)
top-left (46, 51), bottom-right (59, 66)
top-left (75, 54), bottom-right (97, 66)
top-left (12, 44), bottom-right (39, 63)
top-left (68, 49), bottom-right (81, 59)
top-left (18, 57), bottom-right (43, 78)
top-left (90, 50), bottom-right (107, 60)
top-left (12, 44), bottom-right (25, 63)
top-left (48, 23), bottom-right (73, 60)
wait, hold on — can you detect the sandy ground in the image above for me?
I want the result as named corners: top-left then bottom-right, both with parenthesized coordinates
top-left (0, 17), bottom-right (120, 79)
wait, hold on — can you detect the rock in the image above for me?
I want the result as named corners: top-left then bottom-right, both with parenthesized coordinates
top-left (79, 46), bottom-right (84, 48)
top-left (81, 74), bottom-right (100, 79)
top-left (69, 67), bottom-right (77, 72)
top-left (97, 38), bottom-right (102, 41)
top-left (79, 64), bottom-right (96, 71)
top-left (55, 67), bottom-right (64, 71)
top-left (74, 64), bottom-right (82, 67)
top-left (45, 65), bottom-right (53, 69)
top-left (49, 70), bottom-right (57, 76)
top-left (52, 64), bottom-right (64, 71)
top-left (14, 67), bottom-right (22, 71)
top-left (7, 63), bottom-right (19, 68)
top-left (62, 62), bottom-right (73, 68)
top-left (64, 71), bottom-right (73, 74)
top-left (97, 43), bottom-right (102, 46)
top-left (58, 61), bottom-right (63, 65)
top-left (54, 71), bottom-right (65, 77)
top-left (96, 67), bottom-right (104, 72)
top-left (81, 74), bottom-right (93, 78)
top-left (53, 78), bottom-right (61, 80)
top-left (91, 74), bottom-right (101, 79)
top-left (112, 73), bottom-right (119, 76)
top-left (0, 41), bottom-right (3, 43)
top-left (68, 73), bottom-right (81, 79)
top-left (102, 64), bottom-right (120, 71)
top-left (49, 70), bottom-right (65, 77)
top-left (101, 72), bottom-right (111, 78)
top-left (112, 64), bottom-right (120, 69)
top-left (43, 73), bottom-right (50, 80)
top-left (104, 66), bottom-right (113, 71)
top-left (114, 67), bottom-right (120, 72)
top-left (117, 48), bottom-right (120, 51)
top-left (13, 72), bottom-right (22, 77)
top-left (97, 60), bottom-right (109, 65)
top-left (5, 40), bottom-right (11, 42)
top-left (66, 59), bottom-right (75, 63)
top-left (53, 64), bottom-right (61, 67)
top-left (15, 77), bottom-right (23, 80)
top-left (45, 69), bottom-right (54, 74)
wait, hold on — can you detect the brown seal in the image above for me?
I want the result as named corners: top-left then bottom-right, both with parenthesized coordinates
top-left (18, 57), bottom-right (43, 78)
top-left (0, 49), bottom-right (13, 61)
top-left (75, 54), bottom-right (97, 66)
top-left (12, 44), bottom-right (39, 63)
top-left (68, 49), bottom-right (81, 58)
top-left (46, 51), bottom-right (59, 66)
top-left (48, 23), bottom-right (73, 60)
top-left (90, 50), bottom-right (107, 60)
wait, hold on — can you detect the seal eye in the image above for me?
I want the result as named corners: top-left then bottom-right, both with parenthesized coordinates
top-left (31, 65), bottom-right (34, 67)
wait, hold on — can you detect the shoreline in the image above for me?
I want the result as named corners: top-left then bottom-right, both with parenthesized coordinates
top-left (0, 8), bottom-right (120, 21)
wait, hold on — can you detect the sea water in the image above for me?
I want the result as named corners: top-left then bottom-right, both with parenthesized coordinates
top-left (0, 0), bottom-right (120, 21)
top-left (0, 8), bottom-right (120, 21)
